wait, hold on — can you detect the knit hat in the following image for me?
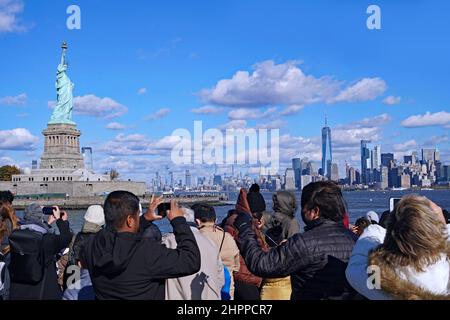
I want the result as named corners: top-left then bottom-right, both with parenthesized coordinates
top-left (247, 191), bottom-right (266, 214)
top-left (366, 210), bottom-right (379, 224)
top-left (23, 203), bottom-right (49, 230)
top-left (84, 205), bottom-right (105, 226)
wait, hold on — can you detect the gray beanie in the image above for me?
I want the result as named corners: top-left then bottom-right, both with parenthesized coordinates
top-left (23, 203), bottom-right (49, 230)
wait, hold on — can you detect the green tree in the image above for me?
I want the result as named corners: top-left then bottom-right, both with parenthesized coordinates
top-left (109, 169), bottom-right (119, 181)
top-left (0, 165), bottom-right (20, 181)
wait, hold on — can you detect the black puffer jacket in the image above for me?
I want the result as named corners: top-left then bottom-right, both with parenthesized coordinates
top-left (238, 217), bottom-right (356, 300)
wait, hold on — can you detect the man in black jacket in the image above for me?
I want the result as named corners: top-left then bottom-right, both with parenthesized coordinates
top-left (9, 204), bottom-right (72, 300)
top-left (82, 191), bottom-right (201, 300)
top-left (234, 181), bottom-right (356, 300)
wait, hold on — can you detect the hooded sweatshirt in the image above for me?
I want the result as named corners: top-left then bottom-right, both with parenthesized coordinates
top-left (82, 216), bottom-right (200, 300)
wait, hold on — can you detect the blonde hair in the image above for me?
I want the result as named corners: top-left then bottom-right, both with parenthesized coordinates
top-left (370, 194), bottom-right (449, 273)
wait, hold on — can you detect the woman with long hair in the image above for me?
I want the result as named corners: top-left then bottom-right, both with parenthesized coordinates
top-left (0, 201), bottom-right (19, 255)
top-left (346, 194), bottom-right (450, 300)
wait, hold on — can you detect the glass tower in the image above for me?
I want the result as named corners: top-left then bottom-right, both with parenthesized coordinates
top-left (321, 117), bottom-right (332, 179)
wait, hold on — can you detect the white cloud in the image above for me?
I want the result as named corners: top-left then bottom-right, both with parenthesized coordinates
top-left (146, 108), bottom-right (171, 121)
top-left (101, 133), bottom-right (180, 156)
top-left (255, 119), bottom-right (286, 130)
top-left (337, 113), bottom-right (392, 130)
top-left (106, 122), bottom-right (127, 130)
top-left (0, 156), bottom-right (14, 166)
top-left (280, 104), bottom-right (304, 116)
top-left (219, 120), bottom-right (247, 130)
top-left (331, 78), bottom-right (387, 103)
top-left (392, 139), bottom-right (418, 152)
top-left (49, 94), bottom-right (128, 119)
top-left (138, 88), bottom-right (147, 95)
top-left (0, 0), bottom-right (27, 33)
top-left (383, 96), bottom-right (401, 105)
top-left (0, 128), bottom-right (38, 150)
top-left (401, 111), bottom-right (450, 128)
top-left (0, 93), bottom-right (27, 106)
top-left (228, 107), bottom-right (276, 120)
top-left (424, 135), bottom-right (449, 146)
top-left (191, 106), bottom-right (224, 115)
top-left (200, 60), bottom-right (386, 108)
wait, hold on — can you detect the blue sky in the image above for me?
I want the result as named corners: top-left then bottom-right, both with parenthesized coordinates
top-left (0, 0), bottom-right (449, 183)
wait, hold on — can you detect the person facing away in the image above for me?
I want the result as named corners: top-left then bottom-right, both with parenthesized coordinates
top-left (193, 203), bottom-right (240, 299)
top-left (82, 191), bottom-right (201, 300)
top-left (163, 207), bottom-right (224, 300)
top-left (346, 195), bottom-right (450, 300)
top-left (233, 181), bottom-right (357, 300)
top-left (63, 205), bottom-right (105, 300)
top-left (0, 201), bottom-right (20, 300)
top-left (264, 191), bottom-right (300, 246)
top-left (9, 204), bottom-right (72, 300)
top-left (351, 217), bottom-right (371, 237)
top-left (223, 188), bottom-right (268, 300)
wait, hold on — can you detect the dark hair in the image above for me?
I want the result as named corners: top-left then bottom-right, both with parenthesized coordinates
top-left (300, 181), bottom-right (346, 222)
top-left (104, 191), bottom-right (140, 229)
top-left (0, 190), bottom-right (14, 204)
top-left (379, 210), bottom-right (392, 228)
top-left (192, 203), bottom-right (216, 223)
top-left (249, 184), bottom-right (260, 193)
top-left (355, 217), bottom-right (371, 230)
top-left (442, 209), bottom-right (450, 224)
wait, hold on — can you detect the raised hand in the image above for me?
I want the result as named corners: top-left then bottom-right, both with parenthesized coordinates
top-left (167, 200), bottom-right (184, 221)
top-left (144, 194), bottom-right (164, 222)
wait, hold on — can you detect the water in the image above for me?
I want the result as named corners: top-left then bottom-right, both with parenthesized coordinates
top-left (15, 190), bottom-right (450, 234)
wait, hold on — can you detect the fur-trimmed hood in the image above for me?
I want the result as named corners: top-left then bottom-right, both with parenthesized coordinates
top-left (369, 250), bottom-right (450, 300)
top-left (346, 224), bottom-right (450, 300)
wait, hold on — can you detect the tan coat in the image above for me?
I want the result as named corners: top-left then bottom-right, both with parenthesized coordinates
top-left (199, 222), bottom-right (240, 298)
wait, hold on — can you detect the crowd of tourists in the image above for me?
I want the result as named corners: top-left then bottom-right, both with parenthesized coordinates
top-left (0, 182), bottom-right (449, 300)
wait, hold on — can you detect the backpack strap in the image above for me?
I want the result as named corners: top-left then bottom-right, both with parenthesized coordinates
top-left (219, 228), bottom-right (226, 253)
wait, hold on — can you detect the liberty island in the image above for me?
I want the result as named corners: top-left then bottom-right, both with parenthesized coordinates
top-left (0, 43), bottom-right (146, 198)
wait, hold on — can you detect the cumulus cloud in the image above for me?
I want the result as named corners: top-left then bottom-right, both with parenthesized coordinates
top-left (146, 108), bottom-right (171, 121)
top-left (0, 93), bottom-right (27, 106)
top-left (219, 120), bottom-right (247, 130)
top-left (383, 96), bottom-right (401, 105)
top-left (200, 60), bottom-right (386, 108)
top-left (49, 94), bottom-right (128, 119)
top-left (106, 122), bottom-right (127, 130)
top-left (191, 106), bottom-right (224, 115)
top-left (101, 133), bottom-right (180, 156)
top-left (138, 88), bottom-right (147, 95)
top-left (0, 156), bottom-right (14, 166)
top-left (401, 111), bottom-right (450, 128)
top-left (424, 135), bottom-right (449, 146)
top-left (255, 119), bottom-right (286, 130)
top-left (228, 107), bottom-right (276, 120)
top-left (0, 0), bottom-right (28, 33)
top-left (280, 104), bottom-right (304, 116)
top-left (0, 128), bottom-right (38, 150)
top-left (331, 78), bottom-right (387, 103)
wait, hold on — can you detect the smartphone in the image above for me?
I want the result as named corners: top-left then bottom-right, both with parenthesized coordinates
top-left (157, 203), bottom-right (171, 217)
top-left (389, 198), bottom-right (401, 212)
top-left (42, 206), bottom-right (56, 215)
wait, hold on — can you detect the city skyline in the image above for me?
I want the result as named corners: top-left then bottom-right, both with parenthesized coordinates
top-left (1, 0), bottom-right (449, 184)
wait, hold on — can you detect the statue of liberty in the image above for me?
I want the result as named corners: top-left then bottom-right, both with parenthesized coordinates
top-left (49, 42), bottom-right (75, 125)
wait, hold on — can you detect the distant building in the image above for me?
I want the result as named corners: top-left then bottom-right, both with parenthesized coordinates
top-left (422, 148), bottom-right (435, 163)
top-left (347, 166), bottom-right (356, 185)
top-left (330, 163), bottom-right (339, 182)
top-left (31, 160), bottom-right (38, 170)
top-left (82, 147), bottom-right (94, 171)
top-left (381, 153), bottom-right (394, 167)
top-left (361, 140), bottom-right (372, 184)
top-left (400, 173), bottom-right (411, 189)
top-left (185, 170), bottom-right (192, 188)
top-left (292, 158), bottom-right (301, 190)
top-left (300, 175), bottom-right (313, 190)
top-left (380, 166), bottom-right (389, 189)
top-left (322, 117), bottom-right (332, 178)
top-left (284, 168), bottom-right (296, 190)
top-left (372, 145), bottom-right (381, 170)
top-left (213, 174), bottom-right (222, 186)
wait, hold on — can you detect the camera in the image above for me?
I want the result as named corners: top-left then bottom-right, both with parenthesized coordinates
top-left (389, 198), bottom-right (401, 212)
top-left (42, 206), bottom-right (56, 215)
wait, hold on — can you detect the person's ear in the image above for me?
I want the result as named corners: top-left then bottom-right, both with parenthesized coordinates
top-left (311, 207), bottom-right (320, 220)
top-left (195, 218), bottom-right (201, 226)
top-left (126, 214), bottom-right (135, 228)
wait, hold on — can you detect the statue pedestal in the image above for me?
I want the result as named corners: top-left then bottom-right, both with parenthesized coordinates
top-left (40, 123), bottom-right (85, 170)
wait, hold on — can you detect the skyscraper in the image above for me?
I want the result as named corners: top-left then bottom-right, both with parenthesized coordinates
top-left (372, 145), bottom-right (381, 170)
top-left (185, 169), bottom-right (191, 188)
top-left (361, 140), bottom-right (372, 184)
top-left (292, 158), bottom-right (301, 189)
top-left (381, 153), bottom-right (394, 167)
top-left (331, 163), bottom-right (339, 182)
top-left (321, 116), bottom-right (332, 179)
top-left (284, 168), bottom-right (296, 190)
top-left (82, 147), bottom-right (94, 171)
top-left (422, 148), bottom-right (435, 162)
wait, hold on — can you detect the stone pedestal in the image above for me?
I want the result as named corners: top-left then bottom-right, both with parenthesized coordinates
top-left (40, 123), bottom-right (85, 169)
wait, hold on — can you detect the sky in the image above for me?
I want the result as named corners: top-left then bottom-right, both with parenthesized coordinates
top-left (0, 0), bottom-right (449, 184)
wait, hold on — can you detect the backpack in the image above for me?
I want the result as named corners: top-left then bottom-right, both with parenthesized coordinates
top-left (8, 229), bottom-right (45, 284)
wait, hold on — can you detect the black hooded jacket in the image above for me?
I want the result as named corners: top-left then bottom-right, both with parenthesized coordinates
top-left (82, 216), bottom-right (200, 300)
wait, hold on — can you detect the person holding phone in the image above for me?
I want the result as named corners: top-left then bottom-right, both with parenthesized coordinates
top-left (82, 191), bottom-right (201, 300)
top-left (8, 203), bottom-right (72, 300)
top-left (346, 195), bottom-right (450, 299)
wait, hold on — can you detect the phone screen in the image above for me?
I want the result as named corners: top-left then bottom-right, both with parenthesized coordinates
top-left (389, 198), bottom-right (400, 212)
top-left (157, 203), bottom-right (170, 217)
top-left (42, 207), bottom-right (55, 215)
